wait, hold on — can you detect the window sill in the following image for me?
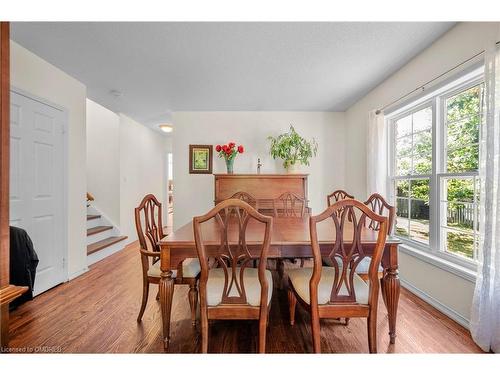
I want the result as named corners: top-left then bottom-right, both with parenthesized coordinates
top-left (398, 243), bottom-right (477, 283)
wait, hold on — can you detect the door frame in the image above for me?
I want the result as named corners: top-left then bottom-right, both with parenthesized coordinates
top-left (11, 86), bottom-right (70, 285)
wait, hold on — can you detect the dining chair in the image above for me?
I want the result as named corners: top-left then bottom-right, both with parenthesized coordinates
top-left (287, 199), bottom-right (388, 353)
top-left (273, 192), bottom-right (307, 275)
top-left (273, 191), bottom-right (306, 217)
top-left (230, 191), bottom-right (258, 209)
top-left (326, 189), bottom-right (354, 207)
top-left (193, 199), bottom-right (273, 353)
top-left (355, 193), bottom-right (395, 281)
top-left (135, 194), bottom-right (201, 324)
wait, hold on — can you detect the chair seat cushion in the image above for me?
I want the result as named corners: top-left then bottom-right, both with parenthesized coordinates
top-left (288, 267), bottom-right (369, 305)
top-left (147, 258), bottom-right (201, 278)
top-left (323, 256), bottom-right (383, 274)
top-left (356, 257), bottom-right (383, 274)
top-left (207, 267), bottom-right (273, 307)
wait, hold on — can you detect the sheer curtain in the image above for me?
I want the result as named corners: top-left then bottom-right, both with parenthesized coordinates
top-left (366, 110), bottom-right (388, 199)
top-left (470, 44), bottom-right (500, 353)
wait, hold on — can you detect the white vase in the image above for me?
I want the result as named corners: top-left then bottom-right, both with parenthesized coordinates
top-left (286, 163), bottom-right (301, 174)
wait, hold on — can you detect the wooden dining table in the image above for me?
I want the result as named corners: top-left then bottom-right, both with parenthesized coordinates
top-left (158, 215), bottom-right (401, 351)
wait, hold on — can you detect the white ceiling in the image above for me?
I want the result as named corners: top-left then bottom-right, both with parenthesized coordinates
top-left (11, 22), bottom-right (455, 130)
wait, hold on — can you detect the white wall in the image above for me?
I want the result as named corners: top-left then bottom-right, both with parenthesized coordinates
top-left (119, 114), bottom-right (168, 243)
top-left (86, 99), bottom-right (120, 225)
top-left (11, 41), bottom-right (88, 279)
top-left (344, 22), bottom-right (500, 322)
top-left (172, 111), bottom-right (346, 230)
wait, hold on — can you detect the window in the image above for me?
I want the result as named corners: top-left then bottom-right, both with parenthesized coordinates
top-left (388, 69), bottom-right (483, 267)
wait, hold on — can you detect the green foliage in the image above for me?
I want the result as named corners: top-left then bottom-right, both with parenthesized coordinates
top-left (268, 125), bottom-right (318, 168)
top-left (395, 85), bottom-right (482, 203)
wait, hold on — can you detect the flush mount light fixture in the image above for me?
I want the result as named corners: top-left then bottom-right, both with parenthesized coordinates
top-left (159, 124), bottom-right (173, 133)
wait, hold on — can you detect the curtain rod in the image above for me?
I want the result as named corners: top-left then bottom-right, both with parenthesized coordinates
top-left (375, 40), bottom-right (500, 115)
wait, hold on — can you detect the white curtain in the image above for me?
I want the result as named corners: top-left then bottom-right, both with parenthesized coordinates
top-left (366, 110), bottom-right (388, 199)
top-left (470, 44), bottom-right (500, 353)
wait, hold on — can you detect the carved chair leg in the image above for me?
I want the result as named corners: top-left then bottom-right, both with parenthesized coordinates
top-left (258, 311), bottom-right (268, 353)
top-left (300, 258), bottom-right (305, 268)
top-left (310, 307), bottom-right (321, 354)
top-left (367, 310), bottom-right (378, 353)
top-left (188, 281), bottom-right (198, 326)
top-left (344, 318), bottom-right (350, 325)
top-left (200, 309), bottom-right (209, 353)
top-left (288, 288), bottom-right (297, 326)
top-left (137, 279), bottom-right (150, 322)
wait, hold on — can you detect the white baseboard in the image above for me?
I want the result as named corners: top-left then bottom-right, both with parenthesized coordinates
top-left (401, 279), bottom-right (470, 329)
top-left (68, 267), bottom-right (89, 281)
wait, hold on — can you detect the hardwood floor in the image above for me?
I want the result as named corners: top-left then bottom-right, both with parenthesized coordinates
top-left (8, 242), bottom-right (482, 353)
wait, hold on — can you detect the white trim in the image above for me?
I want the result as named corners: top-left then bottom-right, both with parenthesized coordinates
top-left (401, 279), bottom-right (470, 329)
top-left (387, 68), bottom-right (485, 272)
top-left (68, 267), bottom-right (89, 280)
top-left (400, 243), bottom-right (476, 282)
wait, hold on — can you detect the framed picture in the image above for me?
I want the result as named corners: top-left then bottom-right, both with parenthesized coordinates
top-left (189, 144), bottom-right (213, 174)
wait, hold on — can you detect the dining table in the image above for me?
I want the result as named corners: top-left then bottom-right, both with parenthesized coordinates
top-left (158, 215), bottom-right (401, 351)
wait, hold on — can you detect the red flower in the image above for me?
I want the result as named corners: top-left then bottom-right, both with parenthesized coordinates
top-left (229, 142), bottom-right (235, 148)
top-left (222, 145), bottom-right (228, 152)
top-left (215, 145), bottom-right (221, 152)
top-left (238, 145), bottom-right (244, 153)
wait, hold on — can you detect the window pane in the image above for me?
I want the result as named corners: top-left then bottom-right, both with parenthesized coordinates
top-left (395, 180), bottom-right (409, 237)
top-left (446, 86), bottom-right (481, 123)
top-left (447, 117), bottom-right (479, 147)
top-left (447, 144), bottom-right (479, 172)
top-left (413, 131), bottom-right (432, 174)
top-left (446, 85), bottom-right (481, 173)
top-left (441, 177), bottom-right (478, 260)
top-left (410, 179), bottom-right (430, 244)
top-left (395, 198), bottom-right (409, 237)
top-left (445, 230), bottom-right (474, 259)
top-left (396, 157), bottom-right (411, 176)
top-left (396, 114), bottom-right (412, 138)
top-left (412, 107), bottom-right (432, 132)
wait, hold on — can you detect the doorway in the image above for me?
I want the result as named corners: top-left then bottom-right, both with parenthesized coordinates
top-left (9, 90), bottom-right (67, 295)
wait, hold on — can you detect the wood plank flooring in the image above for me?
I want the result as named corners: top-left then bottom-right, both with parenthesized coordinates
top-left (8, 242), bottom-right (482, 353)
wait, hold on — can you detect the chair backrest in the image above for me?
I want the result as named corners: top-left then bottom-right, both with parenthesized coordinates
top-left (363, 193), bottom-right (395, 235)
top-left (193, 199), bottom-right (273, 307)
top-left (309, 199), bottom-right (388, 306)
top-left (326, 189), bottom-right (354, 207)
top-left (230, 191), bottom-right (258, 208)
top-left (135, 194), bottom-right (164, 253)
top-left (273, 192), bottom-right (306, 217)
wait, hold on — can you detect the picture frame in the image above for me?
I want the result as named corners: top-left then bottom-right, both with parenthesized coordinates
top-left (189, 144), bottom-right (213, 174)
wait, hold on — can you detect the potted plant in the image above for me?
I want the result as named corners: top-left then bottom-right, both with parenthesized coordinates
top-left (268, 125), bottom-right (318, 173)
top-left (215, 142), bottom-right (244, 174)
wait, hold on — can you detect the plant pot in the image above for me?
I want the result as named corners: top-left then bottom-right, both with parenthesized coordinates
top-left (225, 158), bottom-right (235, 174)
top-left (286, 163), bottom-right (300, 174)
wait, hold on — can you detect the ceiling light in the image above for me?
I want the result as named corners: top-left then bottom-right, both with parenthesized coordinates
top-left (159, 124), bottom-right (173, 133)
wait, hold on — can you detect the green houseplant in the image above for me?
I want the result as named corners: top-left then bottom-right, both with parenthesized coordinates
top-left (268, 125), bottom-right (318, 173)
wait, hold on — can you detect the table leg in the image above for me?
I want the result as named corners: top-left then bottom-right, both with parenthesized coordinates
top-left (159, 269), bottom-right (175, 351)
top-left (382, 266), bottom-right (400, 344)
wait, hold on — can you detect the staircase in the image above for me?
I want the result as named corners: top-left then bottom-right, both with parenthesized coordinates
top-left (87, 205), bottom-right (127, 266)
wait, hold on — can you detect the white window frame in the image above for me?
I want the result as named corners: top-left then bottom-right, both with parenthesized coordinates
top-left (386, 66), bottom-right (484, 275)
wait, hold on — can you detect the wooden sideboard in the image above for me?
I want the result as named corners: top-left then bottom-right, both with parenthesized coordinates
top-left (213, 174), bottom-right (309, 211)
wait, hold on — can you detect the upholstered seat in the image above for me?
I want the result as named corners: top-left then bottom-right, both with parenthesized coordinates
top-left (206, 267), bottom-right (273, 307)
top-left (323, 256), bottom-right (382, 275)
top-left (355, 256), bottom-right (383, 274)
top-left (288, 266), bottom-right (369, 305)
top-left (147, 257), bottom-right (201, 278)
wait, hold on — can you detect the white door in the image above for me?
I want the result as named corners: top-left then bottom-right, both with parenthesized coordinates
top-left (10, 91), bottom-right (66, 295)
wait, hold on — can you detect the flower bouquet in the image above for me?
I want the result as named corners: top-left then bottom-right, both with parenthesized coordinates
top-left (215, 142), bottom-right (244, 174)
